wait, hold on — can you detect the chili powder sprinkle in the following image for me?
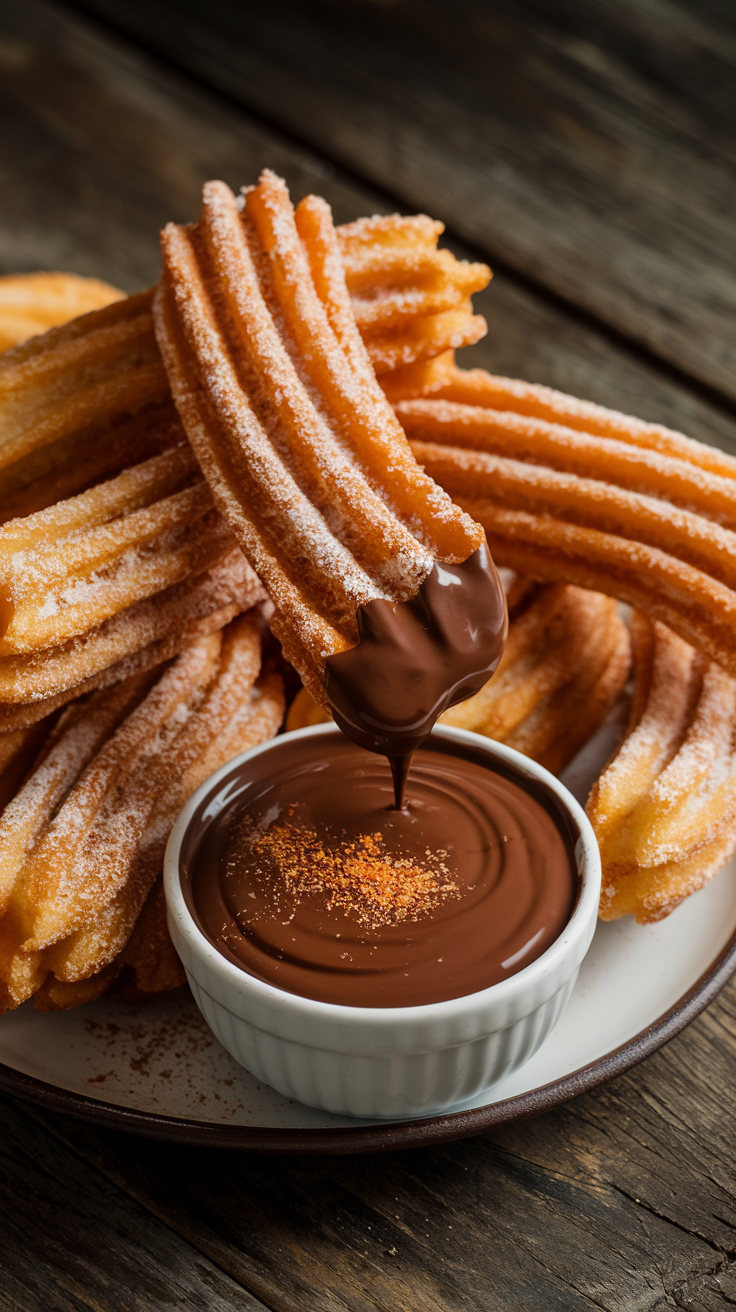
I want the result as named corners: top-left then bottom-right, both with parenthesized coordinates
top-left (233, 822), bottom-right (460, 931)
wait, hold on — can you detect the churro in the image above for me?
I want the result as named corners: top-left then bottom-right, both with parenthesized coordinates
top-left (155, 171), bottom-right (483, 704)
top-left (0, 272), bottom-right (124, 352)
top-left (0, 445), bottom-right (231, 658)
top-left (0, 225), bottom-right (484, 516)
top-left (0, 549), bottom-right (262, 718)
top-left (405, 434), bottom-right (736, 677)
top-left (399, 401), bottom-right (736, 527)
top-left (338, 215), bottom-right (488, 372)
top-left (0, 613), bottom-right (285, 1011)
top-left (399, 362), bottom-right (736, 479)
top-left (0, 291), bottom-right (174, 520)
top-left (588, 614), bottom-right (736, 922)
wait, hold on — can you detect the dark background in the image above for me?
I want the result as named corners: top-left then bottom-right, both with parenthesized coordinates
top-left (2, 2), bottom-right (736, 1307)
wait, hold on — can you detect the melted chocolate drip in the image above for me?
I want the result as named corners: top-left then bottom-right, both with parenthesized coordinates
top-left (325, 540), bottom-right (507, 806)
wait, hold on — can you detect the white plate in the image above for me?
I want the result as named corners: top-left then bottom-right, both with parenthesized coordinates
top-left (2, 714), bottom-right (734, 1152)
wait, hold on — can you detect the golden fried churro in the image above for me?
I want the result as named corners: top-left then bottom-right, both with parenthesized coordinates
top-left (0, 439), bottom-right (201, 646)
top-left (0, 272), bottom-right (125, 352)
top-left (403, 364), bottom-right (736, 479)
top-left (338, 215), bottom-right (488, 329)
top-left (399, 401), bottom-right (736, 527)
top-left (155, 171), bottom-right (483, 703)
top-left (588, 614), bottom-right (736, 922)
top-left (411, 441), bottom-right (736, 591)
top-left (337, 215), bottom-right (489, 373)
top-left (504, 627), bottom-right (630, 776)
top-left (0, 291), bottom-right (174, 519)
top-left (0, 676), bottom-right (153, 916)
top-left (38, 667), bottom-right (285, 1009)
top-left (403, 430), bottom-right (736, 676)
top-left (361, 305), bottom-right (486, 376)
top-left (0, 549), bottom-right (262, 718)
top-left (0, 613), bottom-right (285, 1011)
top-left (40, 632), bottom-right (278, 991)
top-left (0, 222), bottom-right (484, 519)
top-left (287, 582), bottom-right (629, 774)
top-left (461, 502), bottom-right (736, 678)
top-left (0, 445), bottom-right (232, 658)
top-left (441, 585), bottom-right (630, 772)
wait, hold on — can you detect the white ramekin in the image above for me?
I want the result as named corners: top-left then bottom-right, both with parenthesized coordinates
top-left (164, 724), bottom-right (601, 1119)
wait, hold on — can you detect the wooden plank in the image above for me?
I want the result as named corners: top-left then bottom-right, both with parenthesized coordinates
top-left (70, 0), bottom-right (736, 404)
top-left (0, 1095), bottom-right (269, 1312)
top-left (0, 0), bottom-right (389, 291)
top-left (16, 979), bottom-right (736, 1310)
top-left (1, 0), bottom-right (735, 459)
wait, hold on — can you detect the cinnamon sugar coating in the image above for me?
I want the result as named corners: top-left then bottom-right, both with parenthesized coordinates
top-left (0, 612), bottom-right (285, 1012)
top-left (154, 171), bottom-right (484, 704)
top-left (396, 397), bottom-right (736, 676)
top-left (0, 445), bottom-right (233, 658)
top-left (0, 550), bottom-right (262, 718)
top-left (0, 271), bottom-right (124, 353)
top-left (588, 614), bottom-right (736, 922)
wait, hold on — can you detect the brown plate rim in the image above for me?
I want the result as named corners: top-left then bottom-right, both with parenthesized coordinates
top-left (2, 924), bottom-right (735, 1154)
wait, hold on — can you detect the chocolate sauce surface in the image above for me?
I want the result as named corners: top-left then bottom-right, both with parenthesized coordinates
top-left (325, 541), bottom-right (507, 804)
top-left (183, 731), bottom-right (578, 1008)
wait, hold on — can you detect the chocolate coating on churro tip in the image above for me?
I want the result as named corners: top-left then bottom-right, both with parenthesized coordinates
top-left (325, 540), bottom-right (507, 805)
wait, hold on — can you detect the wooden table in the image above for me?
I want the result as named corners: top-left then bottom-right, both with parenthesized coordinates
top-left (2, 2), bottom-right (736, 1306)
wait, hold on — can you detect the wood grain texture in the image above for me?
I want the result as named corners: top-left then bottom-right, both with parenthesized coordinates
top-left (0, 0), bottom-right (393, 289)
top-left (10, 978), bottom-right (736, 1310)
top-left (70, 0), bottom-right (736, 404)
top-left (0, 1096), bottom-right (269, 1312)
top-left (2, 0), bottom-right (735, 459)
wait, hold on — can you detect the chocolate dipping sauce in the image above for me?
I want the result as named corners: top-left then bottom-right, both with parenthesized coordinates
top-left (325, 540), bottom-right (507, 807)
top-left (183, 732), bottom-right (578, 1008)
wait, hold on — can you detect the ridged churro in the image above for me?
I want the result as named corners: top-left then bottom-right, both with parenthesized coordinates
top-left (338, 215), bottom-right (488, 372)
top-left (155, 171), bottom-right (484, 704)
top-left (403, 429), bottom-right (736, 677)
top-left (0, 291), bottom-right (174, 520)
top-left (397, 362), bottom-right (736, 478)
top-left (0, 229), bottom-right (484, 518)
top-left (0, 612), bottom-right (285, 1011)
top-left (399, 400), bottom-right (736, 527)
top-left (0, 445), bottom-right (231, 658)
top-left (588, 614), bottom-right (736, 922)
top-left (0, 550), bottom-right (262, 719)
top-left (0, 272), bottom-right (124, 353)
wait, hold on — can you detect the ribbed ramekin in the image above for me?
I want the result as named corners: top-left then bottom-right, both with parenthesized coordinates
top-left (164, 725), bottom-right (601, 1119)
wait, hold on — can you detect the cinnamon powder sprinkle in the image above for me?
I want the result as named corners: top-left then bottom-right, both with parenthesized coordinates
top-left (241, 823), bottom-right (460, 930)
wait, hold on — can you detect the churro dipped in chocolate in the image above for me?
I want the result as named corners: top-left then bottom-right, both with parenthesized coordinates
top-left (155, 172), bottom-right (506, 798)
top-left (287, 581), bottom-right (630, 776)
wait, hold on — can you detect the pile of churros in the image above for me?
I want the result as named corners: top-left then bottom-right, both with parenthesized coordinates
top-left (0, 167), bottom-right (733, 1014)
